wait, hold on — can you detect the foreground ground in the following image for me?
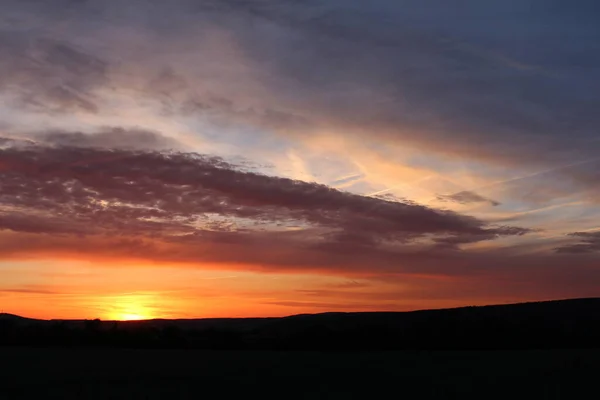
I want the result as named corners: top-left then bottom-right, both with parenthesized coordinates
top-left (0, 348), bottom-right (598, 399)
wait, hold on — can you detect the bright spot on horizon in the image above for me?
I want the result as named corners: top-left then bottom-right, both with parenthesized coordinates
top-left (104, 293), bottom-right (157, 321)
top-left (117, 313), bottom-right (146, 321)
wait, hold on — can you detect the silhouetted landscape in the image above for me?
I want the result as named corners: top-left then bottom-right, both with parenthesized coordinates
top-left (2, 298), bottom-right (600, 350)
top-left (1, 299), bottom-right (599, 399)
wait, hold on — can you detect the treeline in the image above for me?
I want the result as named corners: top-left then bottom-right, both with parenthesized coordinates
top-left (0, 319), bottom-right (246, 349)
top-left (1, 298), bottom-right (600, 350)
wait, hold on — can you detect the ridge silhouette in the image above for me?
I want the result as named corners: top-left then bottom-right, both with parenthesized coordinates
top-left (2, 298), bottom-right (599, 350)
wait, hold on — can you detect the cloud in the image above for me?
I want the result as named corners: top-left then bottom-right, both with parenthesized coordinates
top-left (0, 31), bottom-right (107, 114)
top-left (0, 136), bottom-right (530, 266)
top-left (264, 300), bottom-right (402, 311)
top-left (0, 1), bottom-right (599, 308)
top-left (437, 191), bottom-right (500, 207)
top-left (34, 128), bottom-right (182, 150)
top-left (2, 0), bottom-right (598, 169)
top-left (328, 280), bottom-right (371, 290)
top-left (0, 286), bottom-right (60, 295)
top-left (184, 0), bottom-right (600, 167)
top-left (555, 231), bottom-right (600, 254)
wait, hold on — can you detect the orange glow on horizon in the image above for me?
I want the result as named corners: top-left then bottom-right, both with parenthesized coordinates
top-left (1, 259), bottom-right (584, 321)
top-left (102, 293), bottom-right (159, 321)
top-left (115, 313), bottom-right (147, 321)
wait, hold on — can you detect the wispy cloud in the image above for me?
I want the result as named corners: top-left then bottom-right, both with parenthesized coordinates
top-left (1, 0), bottom-right (599, 316)
top-left (437, 191), bottom-right (500, 207)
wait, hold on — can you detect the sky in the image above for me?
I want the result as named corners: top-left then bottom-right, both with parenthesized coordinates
top-left (0, 0), bottom-right (599, 320)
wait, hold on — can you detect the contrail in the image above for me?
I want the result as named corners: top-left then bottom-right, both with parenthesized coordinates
top-left (467, 156), bottom-right (600, 194)
top-left (367, 185), bottom-right (404, 197)
top-left (366, 175), bottom-right (437, 198)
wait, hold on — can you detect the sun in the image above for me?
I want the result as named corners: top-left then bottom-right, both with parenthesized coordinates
top-left (119, 312), bottom-right (146, 321)
top-left (105, 293), bottom-right (157, 321)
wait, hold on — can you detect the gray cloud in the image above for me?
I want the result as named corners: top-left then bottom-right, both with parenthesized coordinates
top-left (437, 191), bottom-right (500, 207)
top-left (0, 136), bottom-right (530, 266)
top-left (555, 231), bottom-right (600, 254)
top-left (0, 0), bottom-right (597, 173)
top-left (35, 128), bottom-right (182, 150)
top-left (190, 0), bottom-right (600, 166)
top-left (0, 30), bottom-right (107, 113)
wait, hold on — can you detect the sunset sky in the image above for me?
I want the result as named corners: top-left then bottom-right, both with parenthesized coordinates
top-left (1, 0), bottom-right (599, 320)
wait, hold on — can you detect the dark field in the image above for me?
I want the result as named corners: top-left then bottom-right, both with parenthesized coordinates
top-left (0, 348), bottom-right (598, 399)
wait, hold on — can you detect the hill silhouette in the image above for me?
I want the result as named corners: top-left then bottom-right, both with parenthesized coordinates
top-left (2, 298), bottom-right (599, 350)
top-left (0, 313), bottom-right (38, 322)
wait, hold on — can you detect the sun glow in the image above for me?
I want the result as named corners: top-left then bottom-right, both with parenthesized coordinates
top-left (118, 312), bottom-right (146, 321)
top-left (105, 293), bottom-right (158, 321)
